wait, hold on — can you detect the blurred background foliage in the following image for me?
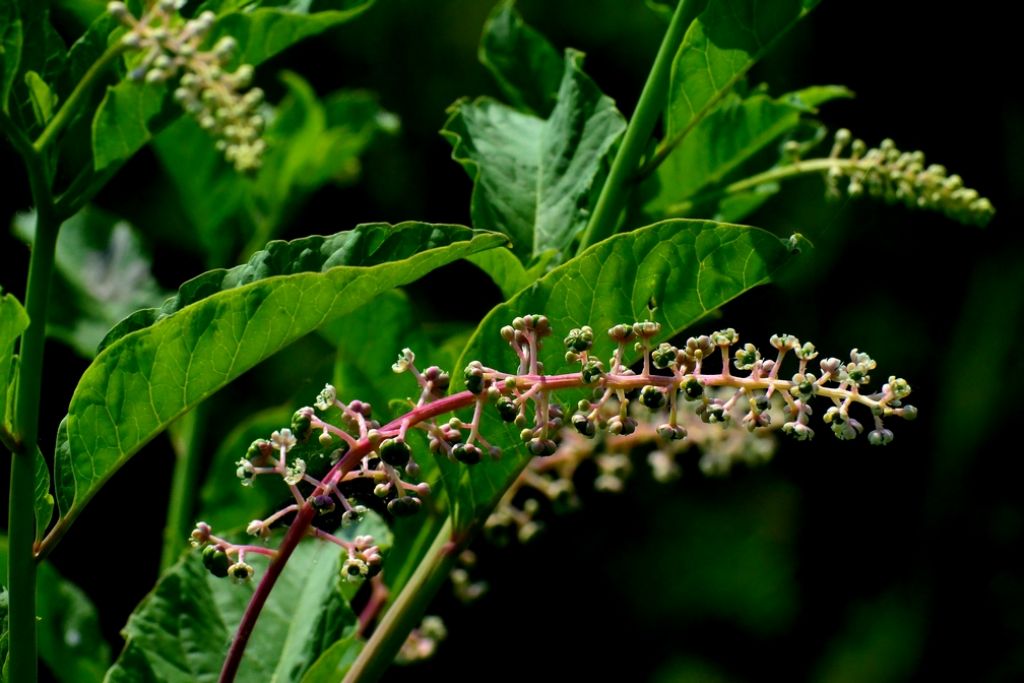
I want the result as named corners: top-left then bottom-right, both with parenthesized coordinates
top-left (1, 0), bottom-right (1022, 681)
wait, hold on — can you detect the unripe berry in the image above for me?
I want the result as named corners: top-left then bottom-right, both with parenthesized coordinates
top-left (495, 396), bottom-right (518, 422)
top-left (639, 385), bottom-right (666, 409)
top-left (202, 546), bottom-right (230, 578)
top-left (379, 438), bottom-right (412, 468)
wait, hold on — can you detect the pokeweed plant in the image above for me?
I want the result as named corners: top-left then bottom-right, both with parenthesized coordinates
top-left (0, 0), bottom-right (993, 682)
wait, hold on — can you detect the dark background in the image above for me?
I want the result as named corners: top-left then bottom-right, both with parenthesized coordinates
top-left (3, 1), bottom-right (1022, 681)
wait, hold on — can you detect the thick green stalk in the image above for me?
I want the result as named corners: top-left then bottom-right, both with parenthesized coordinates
top-left (343, 518), bottom-right (459, 683)
top-left (160, 406), bottom-right (206, 572)
top-left (33, 43), bottom-right (126, 153)
top-left (2, 112), bottom-right (60, 683)
top-left (576, 0), bottom-right (698, 253)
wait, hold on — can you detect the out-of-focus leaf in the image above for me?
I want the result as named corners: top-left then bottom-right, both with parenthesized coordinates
top-left (1, 1), bottom-right (66, 134)
top-left (442, 49), bottom-right (626, 260)
top-left (300, 632), bottom-right (363, 683)
top-left (0, 536), bottom-right (111, 683)
top-left (443, 219), bottom-right (798, 531)
top-left (14, 207), bottom-right (168, 358)
top-left (155, 71), bottom-right (396, 265)
top-left (23, 70), bottom-right (57, 126)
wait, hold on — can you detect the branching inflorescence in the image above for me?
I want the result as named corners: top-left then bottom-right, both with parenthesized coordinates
top-left (107, 1), bottom-right (266, 172)
top-left (191, 316), bottom-right (917, 592)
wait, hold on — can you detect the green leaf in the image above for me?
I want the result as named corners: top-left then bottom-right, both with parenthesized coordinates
top-left (666, 0), bottom-right (819, 150)
top-left (92, 0), bottom-right (375, 170)
top-left (443, 219), bottom-right (798, 531)
top-left (464, 247), bottom-right (556, 299)
top-left (641, 85), bottom-right (851, 221)
top-left (105, 539), bottom-right (358, 682)
top-left (14, 207), bottom-right (168, 358)
top-left (1, 1), bottom-right (65, 133)
top-left (300, 633), bottom-right (363, 683)
top-left (154, 71), bottom-right (397, 265)
top-left (52, 223), bottom-right (503, 546)
top-left (23, 70), bottom-right (57, 126)
top-left (0, 291), bottom-right (29, 445)
top-left (442, 49), bottom-right (626, 260)
top-left (0, 3), bottom-right (23, 111)
top-left (0, 537), bottom-right (111, 683)
top-left (478, 0), bottom-right (563, 117)
top-left (34, 447), bottom-right (53, 544)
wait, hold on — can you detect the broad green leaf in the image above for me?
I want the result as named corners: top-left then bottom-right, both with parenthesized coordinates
top-left (666, 0), bottom-right (819, 150)
top-left (300, 633), bottom-right (363, 683)
top-left (53, 223), bottom-right (504, 544)
top-left (0, 537), bottom-right (111, 683)
top-left (641, 85), bottom-right (851, 222)
top-left (0, 291), bottom-right (28, 443)
top-left (14, 207), bottom-right (168, 358)
top-left (106, 539), bottom-right (358, 683)
top-left (92, 0), bottom-right (375, 170)
top-left (442, 49), bottom-right (626, 260)
top-left (154, 71), bottom-right (396, 265)
top-left (443, 219), bottom-right (798, 530)
top-left (478, 0), bottom-right (563, 117)
top-left (465, 247), bottom-right (556, 299)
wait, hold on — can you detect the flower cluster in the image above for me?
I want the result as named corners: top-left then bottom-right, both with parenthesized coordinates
top-left (821, 128), bottom-right (994, 226)
top-left (192, 316), bottom-right (915, 586)
top-left (107, 0), bottom-right (265, 172)
top-left (484, 323), bottom-right (913, 544)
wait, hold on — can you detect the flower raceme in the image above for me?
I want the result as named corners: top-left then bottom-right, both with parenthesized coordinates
top-left (189, 315), bottom-right (917, 586)
top-left (107, 0), bottom-right (266, 172)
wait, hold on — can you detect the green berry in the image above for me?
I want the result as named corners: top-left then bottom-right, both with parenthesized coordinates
top-left (639, 385), bottom-right (665, 409)
top-left (452, 443), bottom-right (482, 465)
top-left (379, 438), bottom-right (412, 468)
top-left (387, 496), bottom-right (422, 517)
top-left (202, 546), bottom-right (230, 578)
top-left (496, 396), bottom-right (518, 422)
top-left (682, 378), bottom-right (703, 400)
top-left (291, 410), bottom-right (312, 440)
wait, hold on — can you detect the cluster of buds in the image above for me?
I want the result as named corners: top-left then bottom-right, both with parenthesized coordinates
top-left (821, 128), bottom-right (994, 226)
top-left (195, 315), bottom-right (915, 585)
top-left (107, 0), bottom-right (266, 172)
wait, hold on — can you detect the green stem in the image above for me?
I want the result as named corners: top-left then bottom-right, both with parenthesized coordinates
top-left (33, 43), bottom-right (125, 153)
top-left (160, 405), bottom-right (206, 572)
top-left (576, 0), bottom-right (698, 253)
top-left (663, 157), bottom-right (861, 216)
top-left (2, 111), bottom-right (60, 683)
top-left (343, 517), bottom-right (459, 683)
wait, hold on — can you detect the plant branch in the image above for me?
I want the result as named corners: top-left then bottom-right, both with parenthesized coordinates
top-left (663, 157), bottom-right (862, 216)
top-left (33, 43), bottom-right (126, 153)
top-left (576, 0), bottom-right (698, 253)
top-left (2, 109), bottom-right (61, 683)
